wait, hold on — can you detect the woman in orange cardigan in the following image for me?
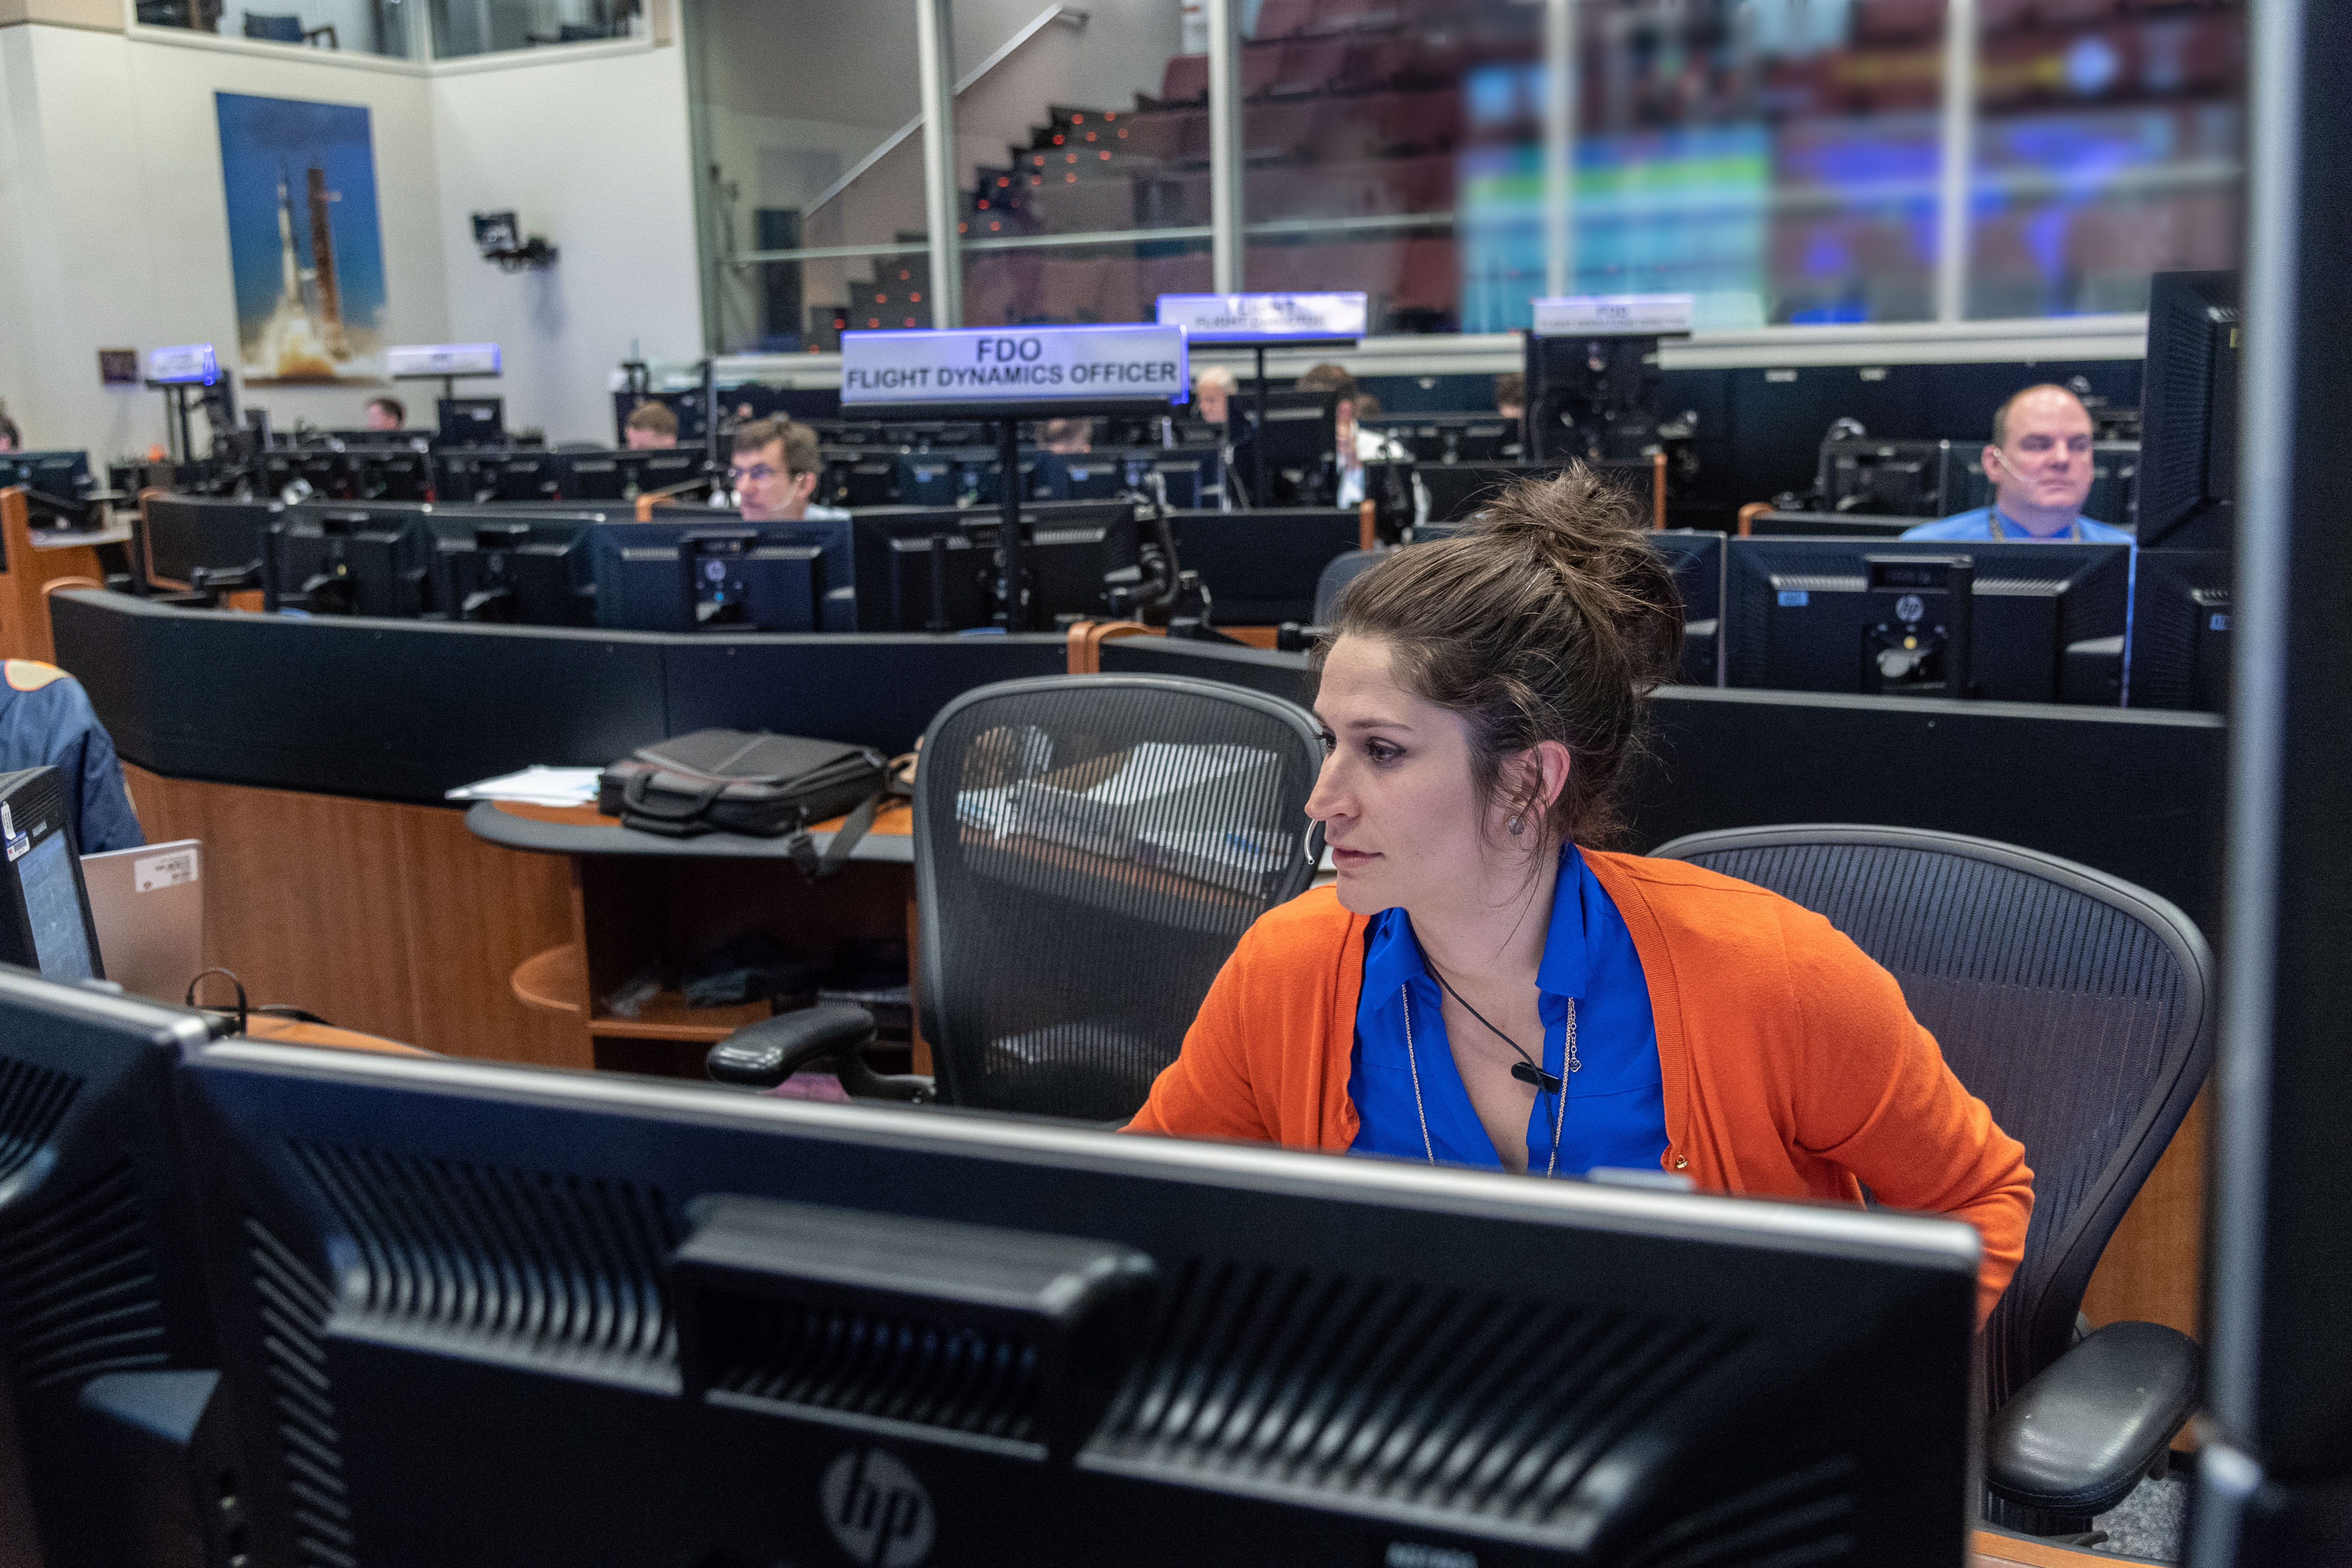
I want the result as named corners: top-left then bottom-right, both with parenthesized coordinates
top-left (1127, 468), bottom-right (2033, 1322)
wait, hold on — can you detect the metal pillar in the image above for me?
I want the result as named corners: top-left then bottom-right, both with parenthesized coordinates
top-left (916, 0), bottom-right (964, 328)
top-left (2194, 1), bottom-right (2352, 1561)
top-left (1543, 0), bottom-right (1576, 298)
top-left (1207, 0), bottom-right (1243, 293)
top-left (1934, 0), bottom-right (1977, 323)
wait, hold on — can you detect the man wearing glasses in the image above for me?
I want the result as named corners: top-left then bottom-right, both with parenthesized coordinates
top-left (728, 417), bottom-right (850, 523)
top-left (1903, 384), bottom-right (2132, 543)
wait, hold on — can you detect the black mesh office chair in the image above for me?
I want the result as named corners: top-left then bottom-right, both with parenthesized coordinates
top-left (708, 675), bottom-right (1325, 1122)
top-left (1648, 825), bottom-right (2212, 1536)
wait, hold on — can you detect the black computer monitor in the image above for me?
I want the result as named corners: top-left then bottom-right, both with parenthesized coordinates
top-left (262, 506), bottom-right (435, 618)
top-left (357, 449), bottom-right (433, 503)
top-left (1745, 510), bottom-right (1918, 540)
top-left (0, 971), bottom-right (233, 1568)
top-left (2125, 548), bottom-right (2231, 712)
top-left (437, 397), bottom-right (506, 446)
top-left (965, 456), bottom-right (1038, 507)
top-left (177, 1039), bottom-right (1978, 1568)
top-left (1144, 451), bottom-right (1216, 511)
top-left (1817, 439), bottom-right (1955, 517)
top-left (1650, 529), bottom-right (1726, 687)
top-left (2, 450), bottom-right (92, 508)
top-left (1032, 452), bottom-right (1130, 503)
top-left (591, 517), bottom-right (846, 633)
top-left (291, 450), bottom-right (355, 502)
top-left (2137, 269), bottom-right (2238, 548)
top-left (140, 495), bottom-right (277, 592)
top-left (893, 452), bottom-right (964, 509)
top-left (490, 453), bottom-right (561, 504)
top-left (1167, 508), bottom-right (1359, 626)
top-left (0, 768), bottom-right (101, 982)
top-left (1238, 390), bottom-right (1338, 508)
top-left (560, 452), bottom-right (626, 502)
top-left (631, 450), bottom-right (709, 501)
top-left (1726, 537), bottom-right (2131, 703)
top-left (847, 509), bottom-right (992, 632)
top-left (425, 511), bottom-right (602, 626)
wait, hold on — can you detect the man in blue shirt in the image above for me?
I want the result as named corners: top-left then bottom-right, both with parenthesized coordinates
top-left (0, 660), bottom-right (142, 853)
top-left (1902, 383), bottom-right (2133, 543)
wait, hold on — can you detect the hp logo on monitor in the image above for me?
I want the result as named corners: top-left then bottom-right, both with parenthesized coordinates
top-left (822, 1448), bottom-right (935, 1567)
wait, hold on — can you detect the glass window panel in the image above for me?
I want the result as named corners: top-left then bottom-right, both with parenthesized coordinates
top-left (954, 4), bottom-right (1213, 327)
top-left (135, 0), bottom-right (419, 58)
top-left (690, 0), bottom-right (925, 353)
top-left (1247, 0), bottom-right (1945, 336)
top-left (1967, 3), bottom-right (2245, 319)
top-left (430, 0), bottom-right (639, 55)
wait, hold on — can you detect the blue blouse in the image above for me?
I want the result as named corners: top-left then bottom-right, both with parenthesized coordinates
top-left (1348, 845), bottom-right (1667, 1177)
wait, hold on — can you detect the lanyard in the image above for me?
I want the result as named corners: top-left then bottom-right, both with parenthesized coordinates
top-left (1398, 985), bottom-right (1576, 1178)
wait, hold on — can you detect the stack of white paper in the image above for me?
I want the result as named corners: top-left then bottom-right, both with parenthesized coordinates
top-left (445, 766), bottom-right (604, 806)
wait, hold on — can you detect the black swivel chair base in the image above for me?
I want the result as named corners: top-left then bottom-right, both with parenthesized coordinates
top-left (706, 1002), bottom-right (934, 1102)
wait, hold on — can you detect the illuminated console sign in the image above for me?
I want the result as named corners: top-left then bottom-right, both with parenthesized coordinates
top-left (388, 343), bottom-right (503, 377)
top-left (1531, 293), bottom-right (1696, 336)
top-left (1154, 291), bottom-right (1369, 343)
top-left (146, 344), bottom-right (220, 386)
top-left (840, 324), bottom-right (1189, 407)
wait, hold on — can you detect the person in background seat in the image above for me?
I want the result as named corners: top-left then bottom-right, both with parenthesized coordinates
top-left (1037, 418), bottom-right (1093, 454)
top-left (0, 660), bottom-right (141, 852)
top-left (1903, 384), bottom-right (2132, 543)
top-left (1493, 372), bottom-right (1525, 423)
top-left (1298, 363), bottom-right (1409, 510)
top-left (363, 396), bottom-right (404, 433)
top-left (731, 417), bottom-right (848, 524)
top-left (624, 400), bottom-right (680, 450)
top-left (1194, 364), bottom-right (1234, 426)
top-left (0, 410), bottom-right (20, 453)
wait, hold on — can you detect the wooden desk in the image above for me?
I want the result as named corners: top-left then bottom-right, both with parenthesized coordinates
top-left (1, 487), bottom-right (130, 664)
top-left (1968, 1527), bottom-right (2166, 1567)
top-left (464, 798), bottom-right (922, 1080)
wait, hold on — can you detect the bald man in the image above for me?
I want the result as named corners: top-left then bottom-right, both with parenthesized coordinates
top-left (1904, 384), bottom-right (2132, 542)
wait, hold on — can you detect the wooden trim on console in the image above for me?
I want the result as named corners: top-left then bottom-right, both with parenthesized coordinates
top-left (1064, 619), bottom-right (1163, 674)
top-left (1737, 500), bottom-right (1772, 537)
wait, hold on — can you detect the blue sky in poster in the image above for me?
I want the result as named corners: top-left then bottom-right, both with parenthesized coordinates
top-left (214, 92), bottom-right (388, 375)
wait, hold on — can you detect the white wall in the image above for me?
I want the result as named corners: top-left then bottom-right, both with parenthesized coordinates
top-left (0, 22), bottom-right (702, 460)
top-left (0, 28), bottom-right (443, 456)
top-left (432, 44), bottom-right (701, 442)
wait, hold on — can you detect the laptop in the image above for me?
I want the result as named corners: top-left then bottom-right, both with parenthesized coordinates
top-left (81, 839), bottom-right (204, 1003)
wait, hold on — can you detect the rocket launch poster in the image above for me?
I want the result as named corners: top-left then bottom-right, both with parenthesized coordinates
top-left (214, 92), bottom-right (388, 384)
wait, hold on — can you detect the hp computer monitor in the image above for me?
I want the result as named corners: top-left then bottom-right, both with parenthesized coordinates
top-left (0, 768), bottom-right (101, 983)
top-left (2125, 549), bottom-right (2231, 712)
top-left (2137, 270), bottom-right (2239, 549)
top-left (1726, 538), bottom-right (2131, 704)
top-left (1236, 390), bottom-right (1338, 508)
top-left (357, 449), bottom-right (432, 503)
top-left (424, 510), bottom-right (602, 626)
top-left (848, 509), bottom-right (993, 632)
top-left (490, 452), bottom-right (562, 504)
top-left (263, 506), bottom-right (435, 618)
top-left (1032, 452), bottom-right (1130, 503)
top-left (0, 971), bottom-right (231, 1568)
top-left (178, 1040), bottom-right (1980, 1568)
top-left (591, 517), bottom-right (847, 633)
top-left (1817, 439), bottom-right (1955, 518)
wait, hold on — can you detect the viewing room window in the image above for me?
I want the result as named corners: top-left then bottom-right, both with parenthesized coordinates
top-left (682, 0), bottom-right (2246, 344)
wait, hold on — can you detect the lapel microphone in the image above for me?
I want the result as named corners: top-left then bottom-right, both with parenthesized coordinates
top-left (1511, 1060), bottom-right (1566, 1096)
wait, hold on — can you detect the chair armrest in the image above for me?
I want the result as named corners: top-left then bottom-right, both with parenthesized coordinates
top-left (1986, 1320), bottom-right (2201, 1519)
top-left (707, 1003), bottom-right (875, 1088)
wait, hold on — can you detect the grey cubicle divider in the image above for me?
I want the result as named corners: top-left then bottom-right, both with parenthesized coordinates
top-left (661, 634), bottom-right (1067, 755)
top-left (52, 589), bottom-right (674, 804)
top-left (47, 591), bottom-right (1068, 806)
top-left (1094, 632), bottom-right (2228, 937)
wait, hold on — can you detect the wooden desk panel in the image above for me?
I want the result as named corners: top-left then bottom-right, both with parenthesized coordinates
top-left (123, 765), bottom-right (580, 1066)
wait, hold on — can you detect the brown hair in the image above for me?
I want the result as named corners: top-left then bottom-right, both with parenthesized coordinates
top-left (1319, 465), bottom-right (1683, 849)
top-left (625, 399), bottom-right (678, 437)
top-left (732, 416), bottom-right (820, 477)
top-left (1493, 372), bottom-right (1526, 409)
top-left (1297, 363), bottom-right (1357, 401)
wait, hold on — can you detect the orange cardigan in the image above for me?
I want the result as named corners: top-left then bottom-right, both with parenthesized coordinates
top-left (1128, 850), bottom-right (2034, 1323)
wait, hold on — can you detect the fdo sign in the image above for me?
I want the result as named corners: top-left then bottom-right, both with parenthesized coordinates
top-left (840, 324), bottom-right (1190, 408)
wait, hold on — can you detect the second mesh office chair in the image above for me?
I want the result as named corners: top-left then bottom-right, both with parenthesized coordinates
top-left (1649, 825), bottom-right (2212, 1537)
top-left (708, 674), bottom-right (1325, 1122)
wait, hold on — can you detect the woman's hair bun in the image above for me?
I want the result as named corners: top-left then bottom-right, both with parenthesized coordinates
top-left (1321, 463), bottom-right (1685, 847)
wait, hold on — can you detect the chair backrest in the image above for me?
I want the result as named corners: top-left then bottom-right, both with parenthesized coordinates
top-left (1646, 825), bottom-right (2212, 1412)
top-left (913, 674), bottom-right (1325, 1121)
top-left (1314, 547), bottom-right (1379, 624)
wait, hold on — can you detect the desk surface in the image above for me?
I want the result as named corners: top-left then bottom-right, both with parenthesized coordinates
top-left (1967, 1528), bottom-right (2165, 1567)
top-left (464, 797), bottom-right (915, 863)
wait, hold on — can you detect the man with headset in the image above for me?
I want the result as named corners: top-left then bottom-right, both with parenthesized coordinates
top-left (1903, 383), bottom-right (2132, 542)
